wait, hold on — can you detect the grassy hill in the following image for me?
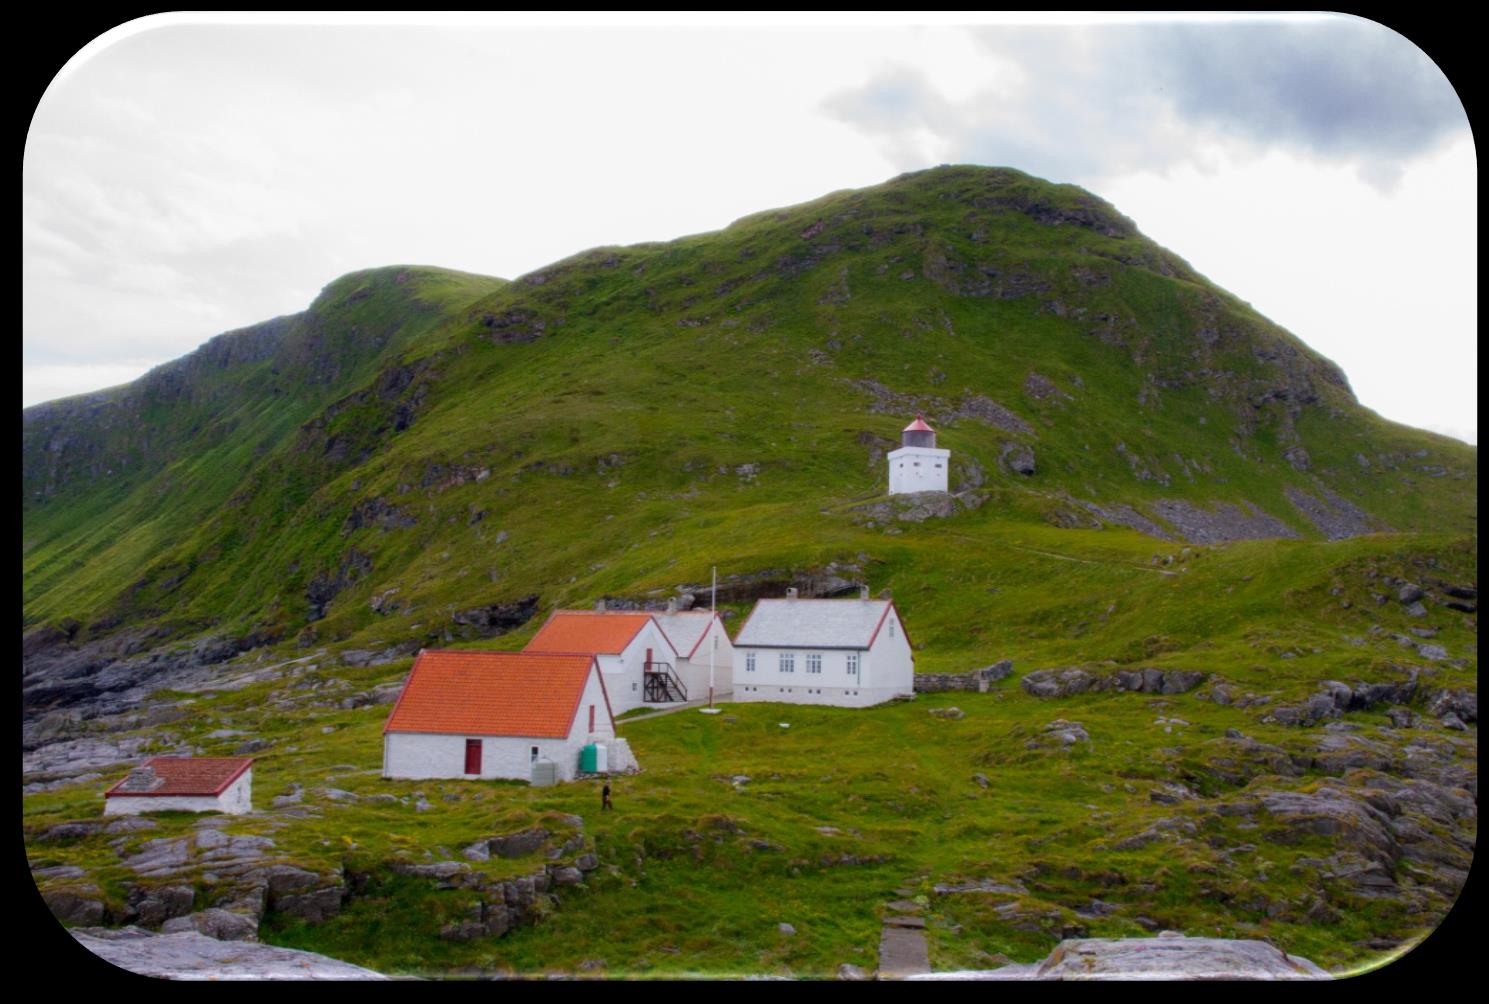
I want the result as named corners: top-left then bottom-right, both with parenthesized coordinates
top-left (21, 166), bottom-right (1475, 660)
top-left (21, 165), bottom-right (1476, 977)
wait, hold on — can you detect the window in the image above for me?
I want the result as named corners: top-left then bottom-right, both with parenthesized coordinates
top-left (847, 652), bottom-right (859, 675)
top-left (806, 653), bottom-right (822, 674)
top-left (529, 746), bottom-right (540, 764)
top-left (779, 652), bottom-right (795, 673)
top-left (746, 652), bottom-right (756, 673)
top-left (934, 463), bottom-right (942, 468)
top-left (913, 461), bottom-right (920, 467)
top-left (889, 621), bottom-right (895, 638)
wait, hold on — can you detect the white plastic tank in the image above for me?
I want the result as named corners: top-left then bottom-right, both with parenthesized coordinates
top-left (530, 759), bottom-right (557, 787)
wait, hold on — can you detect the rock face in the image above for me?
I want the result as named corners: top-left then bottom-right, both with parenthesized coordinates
top-left (1021, 667), bottom-right (1204, 697)
top-left (71, 927), bottom-right (389, 980)
top-left (915, 661), bottom-right (1013, 693)
top-left (911, 933), bottom-right (1329, 980)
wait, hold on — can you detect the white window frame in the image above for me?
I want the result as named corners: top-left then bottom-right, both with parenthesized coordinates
top-left (529, 746), bottom-right (540, 763)
top-left (779, 652), bottom-right (795, 673)
top-left (806, 653), bottom-right (822, 674)
top-left (746, 651), bottom-right (756, 673)
top-left (847, 652), bottom-right (860, 676)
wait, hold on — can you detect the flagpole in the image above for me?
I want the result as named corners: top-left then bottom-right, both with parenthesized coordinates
top-left (708, 565), bottom-right (716, 708)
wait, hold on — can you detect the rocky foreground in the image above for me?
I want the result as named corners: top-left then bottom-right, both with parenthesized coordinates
top-left (911, 932), bottom-right (1329, 980)
top-left (72, 926), bottom-right (390, 979)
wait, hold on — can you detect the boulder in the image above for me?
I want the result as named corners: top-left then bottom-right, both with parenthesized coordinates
top-left (159, 908), bottom-right (259, 941)
top-left (127, 884), bottom-right (196, 927)
top-left (43, 889), bottom-right (106, 926)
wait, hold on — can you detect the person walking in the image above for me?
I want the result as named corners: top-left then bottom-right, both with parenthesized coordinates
top-left (601, 782), bottom-right (613, 811)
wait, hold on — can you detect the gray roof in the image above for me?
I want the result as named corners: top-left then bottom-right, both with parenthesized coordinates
top-left (734, 599), bottom-right (894, 650)
top-left (653, 611), bottom-right (716, 659)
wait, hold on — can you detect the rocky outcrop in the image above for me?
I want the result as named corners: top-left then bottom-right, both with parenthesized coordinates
top-left (71, 927), bottom-right (388, 979)
top-left (915, 661), bottom-right (1013, 693)
top-left (912, 933), bottom-right (1328, 980)
top-left (1021, 667), bottom-right (1205, 697)
top-left (1148, 499), bottom-right (1300, 544)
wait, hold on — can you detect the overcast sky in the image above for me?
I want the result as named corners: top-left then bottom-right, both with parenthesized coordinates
top-left (23, 13), bottom-right (1476, 443)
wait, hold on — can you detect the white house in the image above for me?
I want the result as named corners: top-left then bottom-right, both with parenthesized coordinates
top-left (103, 757), bottom-right (254, 815)
top-left (732, 590), bottom-right (915, 707)
top-left (888, 414), bottom-right (950, 495)
top-left (523, 609), bottom-right (687, 714)
top-left (382, 650), bottom-right (630, 783)
top-left (653, 608), bottom-right (735, 702)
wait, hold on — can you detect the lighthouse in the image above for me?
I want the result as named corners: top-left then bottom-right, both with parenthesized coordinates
top-left (888, 414), bottom-right (950, 495)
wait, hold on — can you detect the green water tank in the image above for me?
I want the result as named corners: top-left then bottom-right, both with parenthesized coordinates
top-left (580, 743), bottom-right (598, 773)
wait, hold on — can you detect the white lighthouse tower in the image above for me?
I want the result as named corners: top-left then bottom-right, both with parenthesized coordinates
top-left (888, 414), bottom-right (950, 495)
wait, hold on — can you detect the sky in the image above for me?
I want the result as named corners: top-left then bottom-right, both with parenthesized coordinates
top-left (22, 13), bottom-right (1477, 444)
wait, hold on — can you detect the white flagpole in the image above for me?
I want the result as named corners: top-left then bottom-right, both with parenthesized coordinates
top-left (708, 565), bottom-right (717, 708)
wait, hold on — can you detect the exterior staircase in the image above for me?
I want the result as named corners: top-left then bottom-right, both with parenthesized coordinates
top-left (642, 660), bottom-right (688, 702)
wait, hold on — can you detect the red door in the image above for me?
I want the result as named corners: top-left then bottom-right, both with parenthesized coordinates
top-left (464, 739), bottom-right (482, 774)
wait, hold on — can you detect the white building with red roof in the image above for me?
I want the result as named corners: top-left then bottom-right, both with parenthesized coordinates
top-left (523, 608), bottom-right (686, 713)
top-left (732, 591), bottom-right (914, 707)
top-left (888, 413), bottom-right (950, 495)
top-left (103, 757), bottom-right (254, 815)
top-left (383, 650), bottom-right (627, 782)
top-left (653, 607), bottom-right (735, 702)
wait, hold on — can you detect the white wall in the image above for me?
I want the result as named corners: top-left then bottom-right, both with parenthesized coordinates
top-left (888, 446), bottom-right (950, 494)
top-left (676, 618), bottom-right (735, 698)
top-left (865, 607), bottom-right (915, 698)
top-left (732, 645), bottom-right (906, 707)
top-left (104, 772), bottom-right (253, 815)
top-left (385, 732), bottom-right (589, 782)
top-left (609, 620), bottom-right (679, 712)
top-left (568, 670), bottom-right (615, 742)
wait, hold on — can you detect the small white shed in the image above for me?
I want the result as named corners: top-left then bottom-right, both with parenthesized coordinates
top-left (103, 757), bottom-right (255, 815)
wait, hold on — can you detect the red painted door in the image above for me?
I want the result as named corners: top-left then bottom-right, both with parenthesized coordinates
top-left (464, 739), bottom-right (482, 774)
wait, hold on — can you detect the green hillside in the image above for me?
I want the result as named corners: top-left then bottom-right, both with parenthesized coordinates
top-left (21, 166), bottom-right (1476, 657)
top-left (22, 166), bottom-right (1476, 978)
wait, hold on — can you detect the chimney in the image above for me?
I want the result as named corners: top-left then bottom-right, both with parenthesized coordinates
top-left (859, 584), bottom-right (870, 600)
top-left (785, 587), bottom-right (799, 600)
top-left (666, 597), bottom-right (678, 614)
top-left (595, 598), bottom-right (607, 612)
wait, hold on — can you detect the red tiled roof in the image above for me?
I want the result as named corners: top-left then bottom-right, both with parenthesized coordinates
top-left (523, 610), bottom-right (668, 656)
top-left (104, 757), bottom-right (254, 798)
top-left (904, 414), bottom-right (934, 432)
top-left (383, 650), bottom-right (605, 738)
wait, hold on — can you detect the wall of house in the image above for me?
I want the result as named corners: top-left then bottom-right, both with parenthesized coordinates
top-left (865, 608), bottom-right (915, 698)
top-left (732, 646), bottom-right (904, 707)
top-left (608, 621), bottom-right (679, 712)
top-left (103, 774), bottom-right (252, 816)
top-left (384, 732), bottom-right (586, 782)
top-left (888, 446), bottom-right (950, 494)
top-left (568, 669), bottom-right (616, 742)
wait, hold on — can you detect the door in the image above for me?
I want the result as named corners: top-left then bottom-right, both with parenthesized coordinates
top-left (464, 738), bottom-right (482, 775)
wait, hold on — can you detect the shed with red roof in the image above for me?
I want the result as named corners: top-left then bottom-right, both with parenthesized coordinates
top-left (382, 650), bottom-right (628, 782)
top-left (103, 757), bottom-right (255, 816)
